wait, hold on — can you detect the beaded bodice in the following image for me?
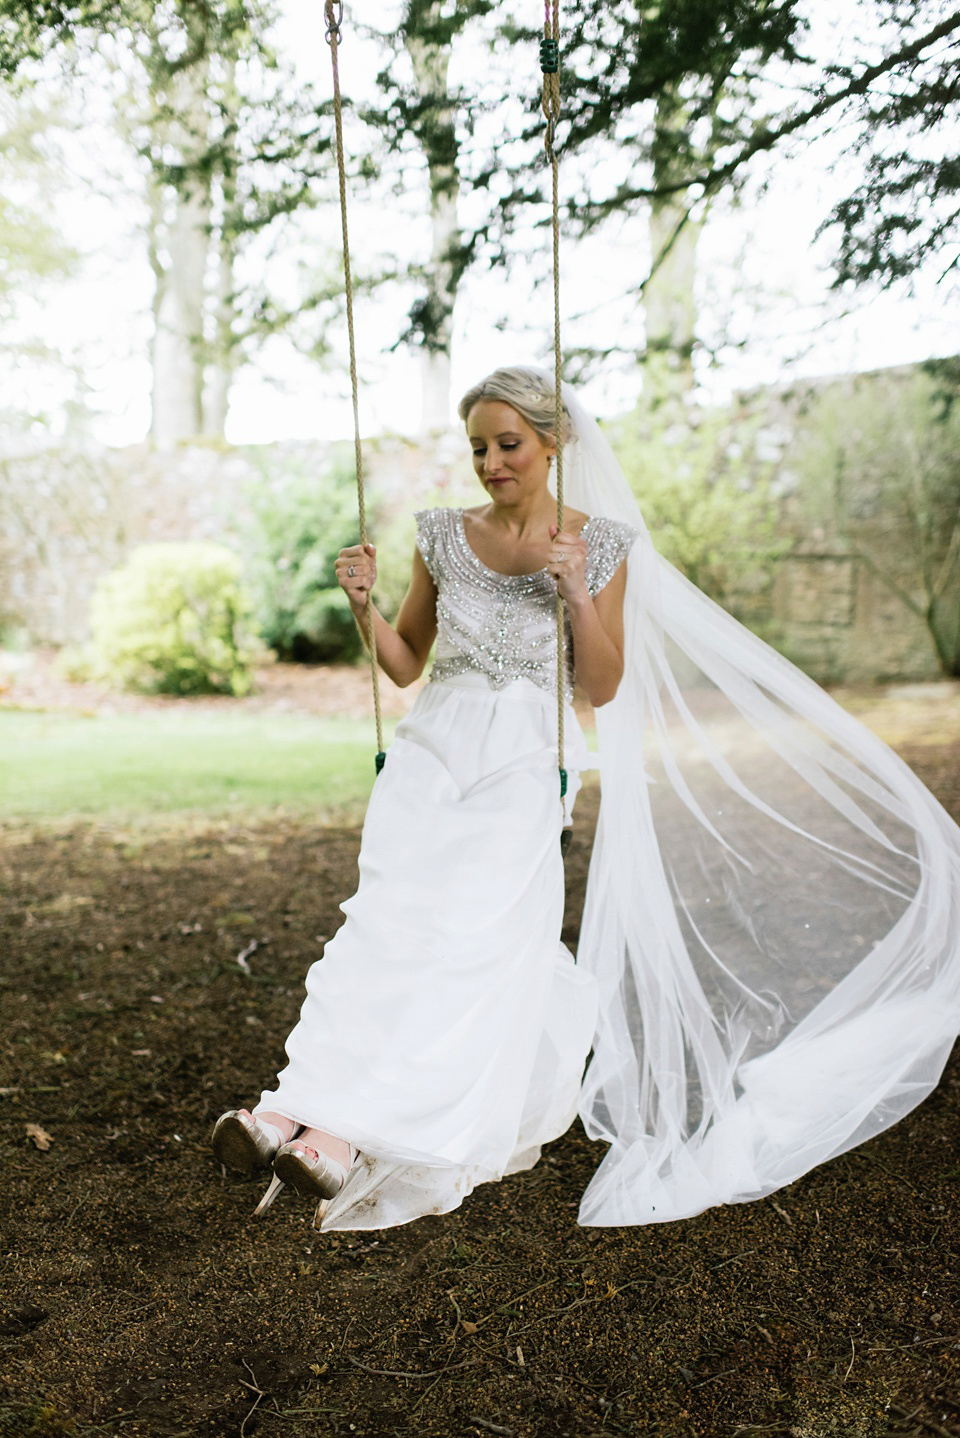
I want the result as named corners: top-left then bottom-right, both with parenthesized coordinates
top-left (414, 508), bottom-right (637, 701)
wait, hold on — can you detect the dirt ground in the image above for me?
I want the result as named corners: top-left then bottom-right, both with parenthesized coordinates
top-left (1, 670), bottom-right (959, 1438)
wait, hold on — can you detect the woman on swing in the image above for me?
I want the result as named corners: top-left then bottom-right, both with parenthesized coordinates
top-left (212, 366), bottom-right (636, 1225)
top-left (213, 364), bottom-right (960, 1233)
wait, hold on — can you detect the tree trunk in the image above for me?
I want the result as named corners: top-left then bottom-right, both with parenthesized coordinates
top-left (405, 8), bottom-right (460, 433)
top-left (202, 166), bottom-right (236, 437)
top-left (148, 58), bottom-right (214, 448)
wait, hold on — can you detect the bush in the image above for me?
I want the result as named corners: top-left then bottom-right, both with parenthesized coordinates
top-left (242, 451), bottom-right (366, 663)
top-left (88, 542), bottom-right (261, 696)
top-left (610, 402), bottom-right (790, 618)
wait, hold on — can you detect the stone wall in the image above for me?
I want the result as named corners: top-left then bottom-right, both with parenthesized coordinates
top-left (0, 432), bottom-right (468, 649)
top-left (769, 543), bottom-right (941, 683)
top-left (0, 444), bottom-right (264, 647)
top-left (0, 380), bottom-right (953, 683)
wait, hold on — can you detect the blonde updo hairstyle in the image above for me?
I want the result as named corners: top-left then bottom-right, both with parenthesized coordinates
top-left (457, 367), bottom-right (576, 449)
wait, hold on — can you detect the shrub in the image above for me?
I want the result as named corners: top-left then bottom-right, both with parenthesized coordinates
top-left (88, 542), bottom-right (261, 695)
top-left (610, 402), bottom-right (790, 619)
top-left (242, 451), bottom-right (366, 663)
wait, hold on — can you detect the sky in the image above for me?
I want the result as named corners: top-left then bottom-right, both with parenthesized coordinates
top-left (3, 0), bottom-right (957, 449)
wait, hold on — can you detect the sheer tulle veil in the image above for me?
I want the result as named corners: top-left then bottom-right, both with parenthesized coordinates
top-left (548, 372), bottom-right (960, 1227)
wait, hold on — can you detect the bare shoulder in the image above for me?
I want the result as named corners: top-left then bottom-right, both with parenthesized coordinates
top-left (563, 506), bottom-right (591, 536)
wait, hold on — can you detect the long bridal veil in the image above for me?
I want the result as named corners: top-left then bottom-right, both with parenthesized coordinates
top-left (556, 376), bottom-right (960, 1226)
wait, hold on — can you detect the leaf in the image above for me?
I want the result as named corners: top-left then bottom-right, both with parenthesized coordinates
top-left (461, 1321), bottom-right (478, 1335)
top-left (25, 1123), bottom-right (53, 1151)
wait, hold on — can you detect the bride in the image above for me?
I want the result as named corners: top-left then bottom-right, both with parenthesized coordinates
top-left (212, 366), bottom-right (960, 1231)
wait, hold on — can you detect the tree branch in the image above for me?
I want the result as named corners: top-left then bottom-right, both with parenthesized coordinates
top-left (576, 8), bottom-right (960, 218)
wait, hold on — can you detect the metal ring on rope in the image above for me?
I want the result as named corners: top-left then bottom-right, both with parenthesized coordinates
top-left (324, 0), bottom-right (342, 44)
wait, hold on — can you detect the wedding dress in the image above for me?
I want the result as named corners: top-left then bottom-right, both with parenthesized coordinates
top-left (257, 378), bottom-right (960, 1231)
top-left (255, 505), bottom-right (636, 1229)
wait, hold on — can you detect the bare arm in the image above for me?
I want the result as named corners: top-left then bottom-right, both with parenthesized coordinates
top-left (565, 562), bottom-right (627, 707)
top-left (547, 525), bottom-right (627, 708)
top-left (335, 542), bottom-right (437, 688)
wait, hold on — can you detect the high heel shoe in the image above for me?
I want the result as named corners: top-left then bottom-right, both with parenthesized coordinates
top-left (272, 1139), bottom-right (357, 1201)
top-left (211, 1109), bottom-right (295, 1175)
top-left (252, 1140), bottom-right (357, 1220)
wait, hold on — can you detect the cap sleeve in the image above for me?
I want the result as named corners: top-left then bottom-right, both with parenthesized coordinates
top-left (414, 508), bottom-right (442, 582)
top-left (585, 518), bottom-right (638, 596)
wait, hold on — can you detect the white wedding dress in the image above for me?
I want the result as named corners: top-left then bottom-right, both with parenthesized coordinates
top-left (255, 506), bottom-right (636, 1229)
top-left (256, 378), bottom-right (960, 1232)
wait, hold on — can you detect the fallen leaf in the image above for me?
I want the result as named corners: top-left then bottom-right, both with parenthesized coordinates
top-left (25, 1123), bottom-right (53, 1151)
top-left (461, 1321), bottom-right (478, 1335)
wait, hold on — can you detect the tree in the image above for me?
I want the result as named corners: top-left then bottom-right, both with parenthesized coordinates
top-left (362, 0), bottom-right (497, 430)
top-left (601, 3), bottom-right (958, 294)
top-left (464, 1), bottom-right (810, 392)
top-left (821, 2), bottom-right (960, 291)
top-left (129, 0), bottom-right (262, 445)
top-left (2, 0), bottom-right (343, 444)
top-left (0, 95), bottom-right (80, 440)
top-left (5, 0), bottom-right (957, 436)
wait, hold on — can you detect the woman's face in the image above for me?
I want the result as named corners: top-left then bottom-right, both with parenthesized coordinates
top-left (466, 400), bottom-right (554, 505)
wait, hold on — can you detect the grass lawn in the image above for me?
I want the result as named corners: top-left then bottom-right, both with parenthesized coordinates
top-left (0, 709), bottom-right (394, 821)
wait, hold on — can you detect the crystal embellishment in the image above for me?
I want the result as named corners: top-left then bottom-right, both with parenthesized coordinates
top-left (414, 508), bottom-right (637, 701)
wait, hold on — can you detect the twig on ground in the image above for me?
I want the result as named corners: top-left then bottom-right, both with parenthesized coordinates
top-left (864, 1333), bottom-right (960, 1354)
top-left (843, 1337), bottom-right (856, 1383)
top-left (344, 1354), bottom-right (480, 1380)
top-left (888, 1404), bottom-right (960, 1438)
top-left (239, 1360), bottom-right (265, 1438)
top-left (468, 1419), bottom-right (514, 1436)
top-left (711, 1249), bottom-right (758, 1271)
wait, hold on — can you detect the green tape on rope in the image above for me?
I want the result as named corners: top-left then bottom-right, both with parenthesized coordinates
top-left (375, 752), bottom-right (386, 774)
top-left (540, 37), bottom-right (559, 72)
top-left (559, 767), bottom-right (568, 798)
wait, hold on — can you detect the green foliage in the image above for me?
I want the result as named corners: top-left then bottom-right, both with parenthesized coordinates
top-left (88, 542), bottom-right (261, 695)
top-left (820, 2), bottom-right (960, 290)
top-left (609, 404), bottom-right (790, 616)
top-left (790, 364), bottom-right (960, 674)
top-left (242, 451), bottom-right (366, 663)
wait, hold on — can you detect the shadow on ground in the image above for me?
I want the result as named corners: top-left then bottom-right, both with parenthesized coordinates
top-left (1, 743), bottom-right (958, 1438)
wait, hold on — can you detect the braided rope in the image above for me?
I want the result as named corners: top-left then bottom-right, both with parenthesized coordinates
top-left (542, 0), bottom-right (567, 815)
top-left (325, 0), bottom-right (385, 771)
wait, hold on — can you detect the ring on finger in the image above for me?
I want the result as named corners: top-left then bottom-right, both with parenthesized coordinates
top-left (347, 565), bottom-right (356, 577)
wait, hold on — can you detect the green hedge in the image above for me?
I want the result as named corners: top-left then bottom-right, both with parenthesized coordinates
top-left (88, 542), bottom-right (261, 696)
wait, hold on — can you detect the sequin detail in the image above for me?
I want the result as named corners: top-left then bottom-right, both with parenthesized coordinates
top-left (414, 508), bottom-right (637, 700)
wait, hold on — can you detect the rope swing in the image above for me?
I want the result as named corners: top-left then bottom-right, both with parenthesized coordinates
top-left (324, 0), bottom-right (386, 775)
top-left (326, 1), bottom-right (569, 837)
top-left (540, 0), bottom-right (569, 842)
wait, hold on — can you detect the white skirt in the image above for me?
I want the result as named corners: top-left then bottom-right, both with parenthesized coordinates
top-left (256, 673), bottom-right (599, 1230)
